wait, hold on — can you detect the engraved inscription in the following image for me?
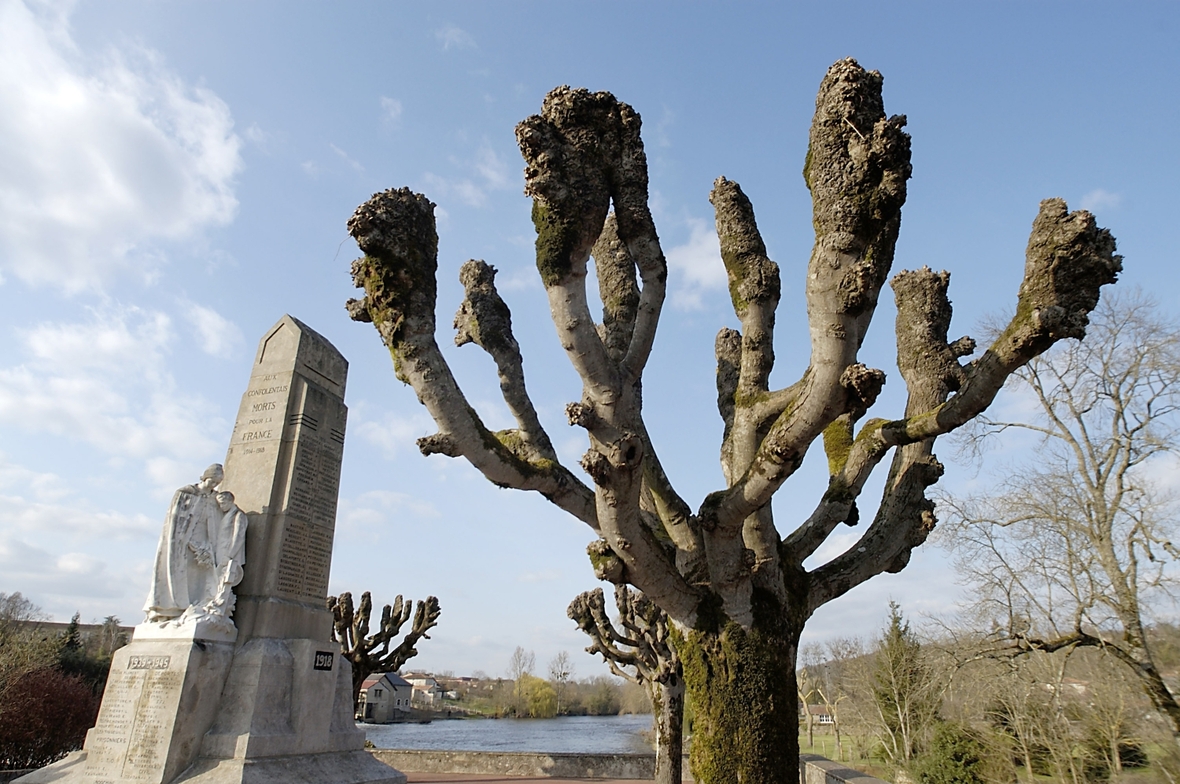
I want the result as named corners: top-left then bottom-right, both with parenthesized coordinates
top-left (247, 385), bottom-right (289, 397)
top-left (233, 374), bottom-right (291, 446)
top-left (275, 519), bottom-right (333, 600)
top-left (285, 438), bottom-right (341, 527)
top-left (313, 651), bottom-right (334, 670)
top-left (128, 655), bottom-right (170, 670)
top-left (122, 669), bottom-right (182, 779)
top-left (86, 663), bottom-right (183, 782)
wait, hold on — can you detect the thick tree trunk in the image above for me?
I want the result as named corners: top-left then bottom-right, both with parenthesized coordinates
top-left (679, 607), bottom-right (801, 784)
top-left (649, 675), bottom-right (685, 784)
top-left (351, 665), bottom-right (367, 713)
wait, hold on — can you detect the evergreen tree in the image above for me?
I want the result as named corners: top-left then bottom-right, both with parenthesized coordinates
top-left (869, 603), bottom-right (940, 763)
top-left (912, 722), bottom-right (987, 784)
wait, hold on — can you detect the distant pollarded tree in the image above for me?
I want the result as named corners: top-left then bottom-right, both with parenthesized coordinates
top-left (327, 591), bottom-right (440, 707)
top-left (569, 586), bottom-right (683, 784)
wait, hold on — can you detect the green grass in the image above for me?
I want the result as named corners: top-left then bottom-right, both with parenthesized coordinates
top-left (799, 730), bottom-right (892, 779)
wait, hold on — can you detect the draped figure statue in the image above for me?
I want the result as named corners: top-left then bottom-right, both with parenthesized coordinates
top-left (143, 463), bottom-right (247, 633)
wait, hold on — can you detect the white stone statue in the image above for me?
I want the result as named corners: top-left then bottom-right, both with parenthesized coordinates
top-left (143, 464), bottom-right (247, 635)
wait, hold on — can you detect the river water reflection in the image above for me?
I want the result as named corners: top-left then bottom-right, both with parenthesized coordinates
top-left (363, 714), bottom-right (653, 754)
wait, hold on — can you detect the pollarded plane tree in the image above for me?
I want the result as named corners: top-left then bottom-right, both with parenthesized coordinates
top-left (345, 58), bottom-right (1120, 784)
top-left (327, 591), bottom-right (440, 707)
top-left (569, 586), bottom-right (683, 784)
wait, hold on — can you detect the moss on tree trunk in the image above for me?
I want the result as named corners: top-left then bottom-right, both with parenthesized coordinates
top-left (679, 606), bottom-right (802, 784)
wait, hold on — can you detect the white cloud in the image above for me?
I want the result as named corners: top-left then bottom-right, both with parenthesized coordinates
top-left (0, 0), bottom-right (242, 291)
top-left (419, 142), bottom-right (512, 209)
top-left (473, 144), bottom-right (510, 189)
top-left (355, 409), bottom-right (437, 460)
top-left (436, 25), bottom-right (476, 51)
top-left (337, 489), bottom-right (440, 535)
top-left (1080, 188), bottom-right (1122, 213)
top-left (330, 143), bottom-right (365, 173)
top-left (665, 217), bottom-right (725, 310)
top-left (0, 307), bottom-right (225, 482)
top-left (184, 302), bottom-right (244, 357)
top-left (0, 453), bottom-right (71, 502)
top-left (380, 95), bottom-right (403, 126)
top-left (243, 122), bottom-right (270, 150)
top-left (0, 533), bottom-right (122, 600)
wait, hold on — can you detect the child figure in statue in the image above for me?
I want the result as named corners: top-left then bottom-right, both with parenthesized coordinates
top-left (142, 464), bottom-right (247, 634)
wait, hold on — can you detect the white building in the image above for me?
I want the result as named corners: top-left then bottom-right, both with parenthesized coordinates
top-left (357, 672), bottom-right (413, 723)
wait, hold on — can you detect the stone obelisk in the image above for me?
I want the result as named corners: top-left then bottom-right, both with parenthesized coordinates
top-left (182, 315), bottom-right (401, 783)
top-left (16, 316), bottom-right (403, 784)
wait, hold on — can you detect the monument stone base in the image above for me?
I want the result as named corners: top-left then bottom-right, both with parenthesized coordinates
top-left (85, 632), bottom-right (233, 783)
top-left (14, 634), bottom-right (403, 784)
top-left (12, 626), bottom-right (235, 784)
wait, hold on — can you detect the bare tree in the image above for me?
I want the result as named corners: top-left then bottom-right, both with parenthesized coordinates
top-left (569, 586), bottom-right (683, 784)
top-left (508, 646), bottom-right (535, 682)
top-left (547, 650), bottom-right (574, 714)
top-left (327, 591), bottom-right (440, 707)
top-left (797, 655), bottom-right (818, 750)
top-left (507, 646), bottom-right (536, 715)
top-left (942, 296), bottom-right (1180, 746)
top-left (816, 642), bottom-right (854, 760)
top-left (97, 615), bottom-right (125, 657)
top-left (0, 592), bottom-right (53, 705)
top-left (345, 57), bottom-right (1121, 784)
top-left (800, 641), bottom-right (853, 761)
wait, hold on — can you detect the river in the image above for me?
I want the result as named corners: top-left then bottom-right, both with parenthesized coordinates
top-left (363, 714), bottom-right (654, 754)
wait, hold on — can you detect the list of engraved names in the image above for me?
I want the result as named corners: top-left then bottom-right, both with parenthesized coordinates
top-left (86, 657), bottom-right (182, 782)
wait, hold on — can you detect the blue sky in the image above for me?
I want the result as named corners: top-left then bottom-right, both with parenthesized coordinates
top-left (0, 0), bottom-right (1176, 678)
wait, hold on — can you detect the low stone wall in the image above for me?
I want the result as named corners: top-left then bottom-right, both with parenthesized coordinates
top-left (371, 750), bottom-right (667, 779)
top-left (6, 752), bottom-right (891, 783)
top-left (800, 754), bottom-right (891, 784)
top-left (370, 750), bottom-right (890, 783)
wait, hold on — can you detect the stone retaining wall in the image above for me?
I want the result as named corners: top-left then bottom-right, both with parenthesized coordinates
top-left (371, 750), bottom-right (665, 779)
top-left (370, 749), bottom-right (890, 783)
top-left (4, 751), bottom-right (890, 783)
top-left (800, 753), bottom-right (891, 783)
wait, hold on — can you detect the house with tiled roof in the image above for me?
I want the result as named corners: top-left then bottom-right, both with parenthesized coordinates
top-left (401, 671), bottom-right (444, 706)
top-left (357, 672), bottom-right (413, 723)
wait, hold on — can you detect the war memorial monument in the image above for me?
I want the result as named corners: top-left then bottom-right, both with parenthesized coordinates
top-left (17, 316), bottom-right (404, 784)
